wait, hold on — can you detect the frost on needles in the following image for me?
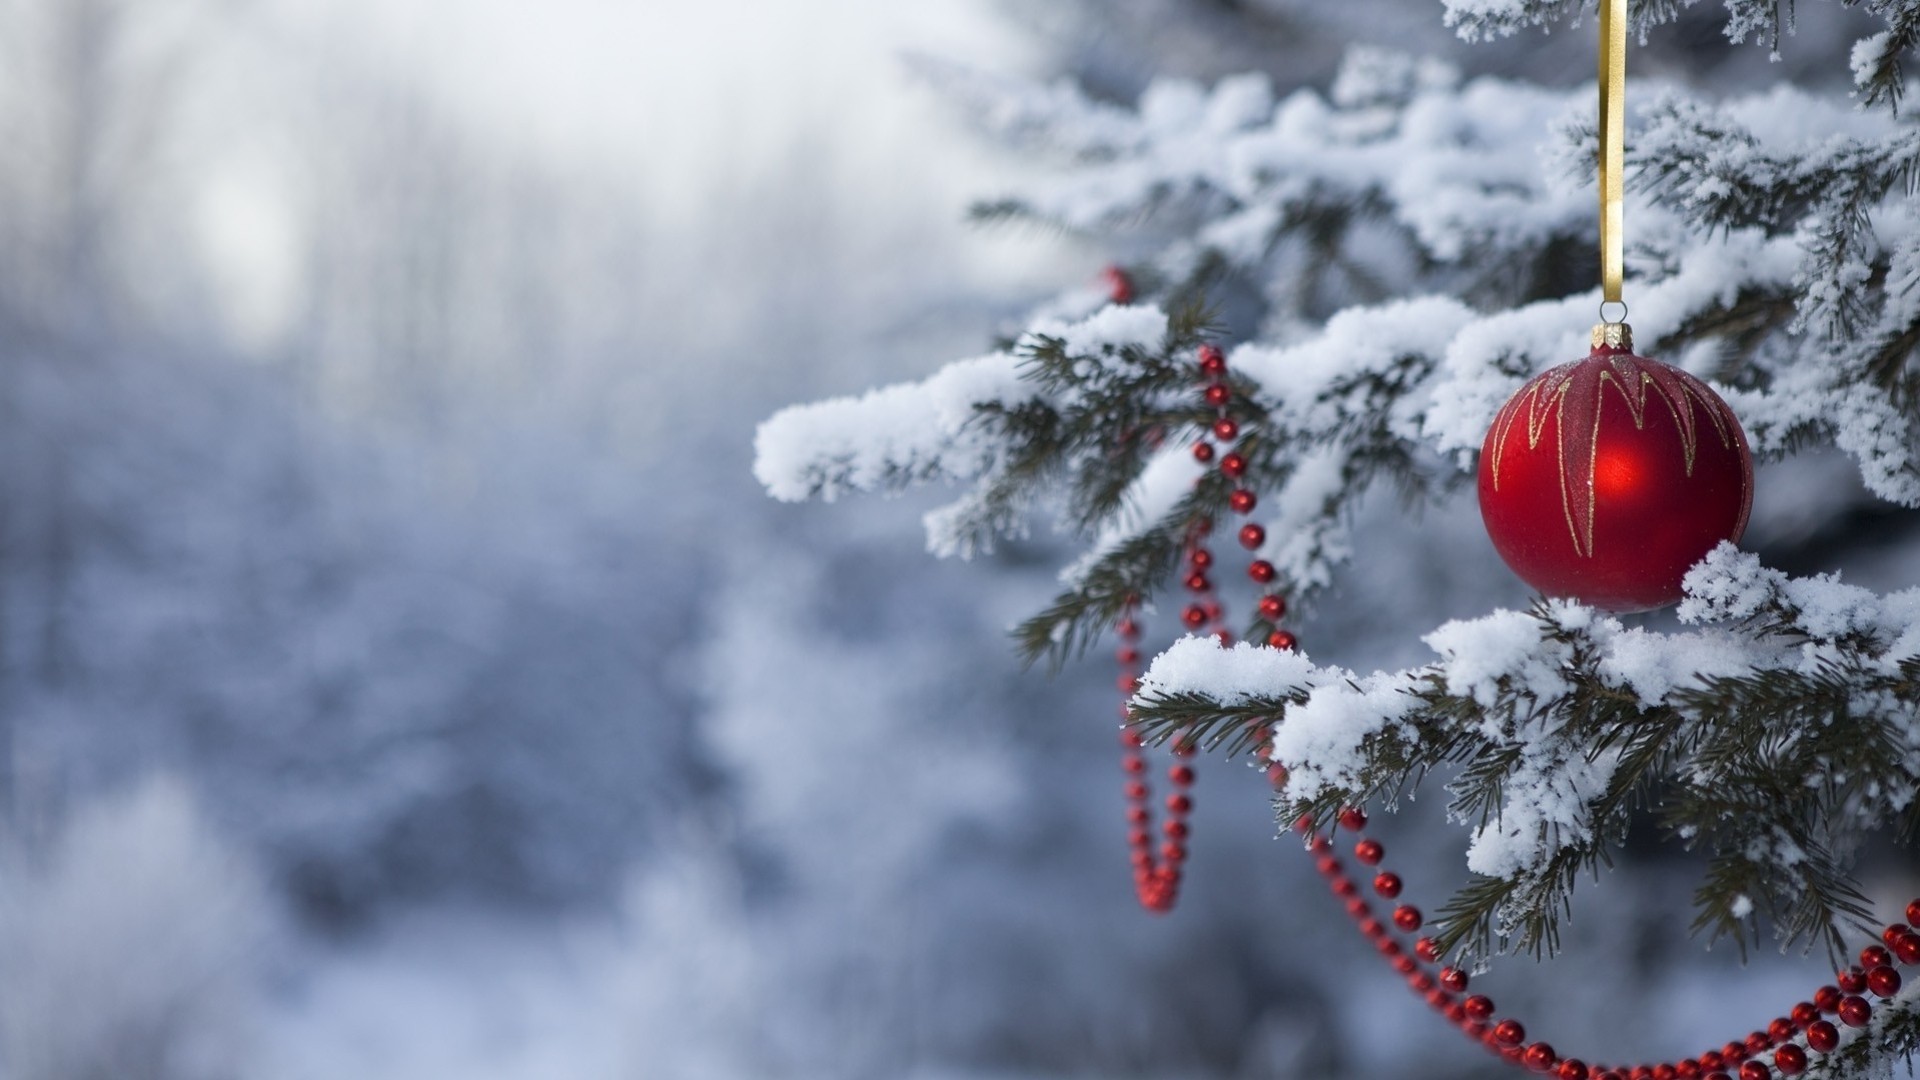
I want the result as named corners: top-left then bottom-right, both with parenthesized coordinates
top-left (756, 16), bottom-right (1920, 1077)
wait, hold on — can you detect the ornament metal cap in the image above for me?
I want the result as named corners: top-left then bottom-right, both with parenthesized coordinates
top-left (1590, 322), bottom-right (1633, 351)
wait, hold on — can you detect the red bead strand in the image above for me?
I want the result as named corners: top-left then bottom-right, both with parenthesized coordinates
top-left (1113, 341), bottom-right (1299, 913)
top-left (1291, 808), bottom-right (1920, 1077)
top-left (1115, 612), bottom-right (1181, 913)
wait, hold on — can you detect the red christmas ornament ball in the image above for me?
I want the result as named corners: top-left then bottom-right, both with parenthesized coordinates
top-left (1478, 332), bottom-right (1753, 612)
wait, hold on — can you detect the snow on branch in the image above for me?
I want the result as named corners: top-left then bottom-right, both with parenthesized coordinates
top-left (754, 351), bottom-right (1030, 504)
top-left (1439, 0), bottom-right (1583, 41)
top-left (755, 305), bottom-right (1171, 506)
top-left (1130, 543), bottom-right (1920, 962)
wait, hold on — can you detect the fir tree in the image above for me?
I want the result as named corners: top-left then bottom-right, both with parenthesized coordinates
top-left (759, 3), bottom-right (1920, 1076)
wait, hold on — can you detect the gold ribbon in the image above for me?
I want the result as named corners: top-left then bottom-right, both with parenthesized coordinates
top-left (1598, 0), bottom-right (1626, 306)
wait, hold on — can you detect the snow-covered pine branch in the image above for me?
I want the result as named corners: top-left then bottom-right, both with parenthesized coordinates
top-left (1129, 544), bottom-right (1920, 962)
top-left (757, 44), bottom-right (1920, 681)
top-left (756, 33), bottom-right (1920, 1070)
top-left (761, 51), bottom-right (1920, 572)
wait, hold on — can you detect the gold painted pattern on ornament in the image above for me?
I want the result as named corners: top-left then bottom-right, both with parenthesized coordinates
top-left (1486, 355), bottom-right (1739, 558)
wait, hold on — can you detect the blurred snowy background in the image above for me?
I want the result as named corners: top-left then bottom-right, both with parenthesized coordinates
top-left (2, 0), bottom-right (1916, 1077)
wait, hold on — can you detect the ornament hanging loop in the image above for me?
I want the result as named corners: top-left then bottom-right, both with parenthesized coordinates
top-left (1590, 318), bottom-right (1633, 352)
top-left (1598, 0), bottom-right (1627, 304)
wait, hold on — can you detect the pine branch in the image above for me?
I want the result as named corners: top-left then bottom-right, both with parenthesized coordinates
top-left (1012, 505), bottom-right (1190, 670)
top-left (1852, 2), bottom-right (1920, 114)
top-left (1431, 847), bottom-right (1591, 961)
top-left (1126, 550), bottom-right (1920, 970)
top-left (1126, 689), bottom-right (1300, 757)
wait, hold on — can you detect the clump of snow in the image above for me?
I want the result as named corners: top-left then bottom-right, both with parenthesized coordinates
top-left (755, 304), bottom-right (1169, 515)
top-left (1783, 573), bottom-right (1881, 641)
top-left (1597, 626), bottom-right (1755, 708)
top-left (1135, 635), bottom-right (1316, 705)
top-left (1719, 82), bottom-right (1895, 149)
top-left (1196, 203), bottom-right (1284, 267)
top-left (1134, 638), bottom-right (1423, 803)
top-left (1851, 32), bottom-right (1894, 90)
top-left (1023, 303), bottom-right (1170, 358)
top-left (1425, 606), bottom-right (1571, 708)
top-left (1202, 73), bottom-right (1278, 132)
top-left (1232, 296), bottom-right (1474, 433)
top-left (1681, 542), bottom-right (1920, 667)
top-left (754, 352), bottom-right (1027, 503)
top-left (1463, 738), bottom-right (1621, 880)
top-left (1678, 544), bottom-right (1778, 624)
top-left (1271, 671), bottom-right (1424, 801)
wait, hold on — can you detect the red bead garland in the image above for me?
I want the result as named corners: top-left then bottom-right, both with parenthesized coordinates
top-left (1295, 805), bottom-right (1920, 1077)
top-left (1112, 342), bottom-right (1299, 913)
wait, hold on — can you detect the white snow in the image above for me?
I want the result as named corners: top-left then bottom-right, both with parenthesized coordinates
top-left (1681, 542), bottom-right (1920, 669)
top-left (1441, 0), bottom-right (1538, 40)
top-left (1263, 448), bottom-right (1355, 593)
top-left (1023, 303), bottom-right (1170, 358)
top-left (754, 351), bottom-right (1028, 503)
top-left (1852, 32), bottom-right (1895, 90)
top-left (1678, 543), bottom-right (1783, 624)
top-left (1463, 739), bottom-right (1620, 880)
top-left (1426, 606), bottom-right (1572, 708)
top-left (1271, 671), bottom-right (1424, 800)
top-left (755, 303), bottom-right (1172, 527)
top-left (1231, 296), bottom-right (1475, 436)
top-left (1134, 635), bottom-right (1317, 705)
top-left (1597, 626), bottom-right (1754, 707)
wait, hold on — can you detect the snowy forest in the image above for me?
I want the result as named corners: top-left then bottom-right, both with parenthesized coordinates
top-left (3, 0), bottom-right (1917, 1077)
